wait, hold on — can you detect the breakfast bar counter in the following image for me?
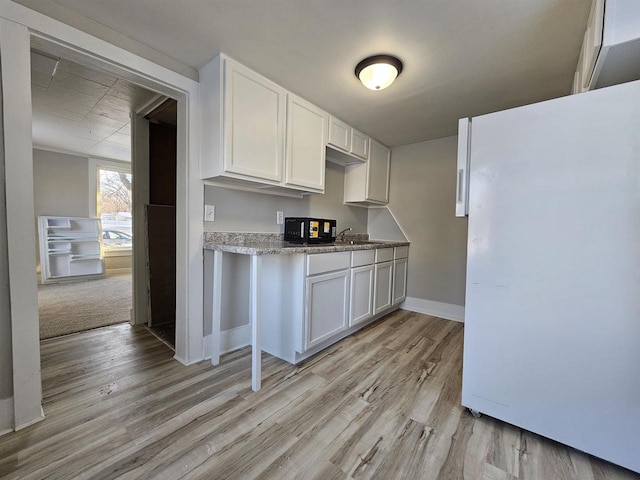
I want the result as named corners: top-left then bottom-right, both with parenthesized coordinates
top-left (204, 232), bottom-right (409, 391)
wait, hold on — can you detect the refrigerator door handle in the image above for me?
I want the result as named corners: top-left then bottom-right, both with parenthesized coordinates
top-left (456, 117), bottom-right (471, 217)
top-left (456, 169), bottom-right (465, 203)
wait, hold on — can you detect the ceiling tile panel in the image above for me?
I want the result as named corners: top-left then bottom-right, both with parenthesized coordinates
top-left (56, 59), bottom-right (119, 87)
top-left (30, 54), bottom-right (160, 159)
top-left (88, 140), bottom-right (130, 161)
top-left (49, 70), bottom-right (111, 97)
top-left (106, 131), bottom-right (131, 146)
top-left (38, 95), bottom-right (94, 116)
top-left (31, 71), bottom-right (53, 88)
top-left (89, 104), bottom-right (131, 123)
top-left (97, 94), bottom-right (134, 113)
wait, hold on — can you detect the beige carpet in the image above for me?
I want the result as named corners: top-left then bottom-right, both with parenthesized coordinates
top-left (38, 272), bottom-right (132, 339)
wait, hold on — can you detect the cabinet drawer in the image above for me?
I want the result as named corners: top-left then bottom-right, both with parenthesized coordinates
top-left (375, 248), bottom-right (393, 263)
top-left (351, 249), bottom-right (375, 267)
top-left (394, 246), bottom-right (408, 259)
top-left (307, 251), bottom-right (351, 276)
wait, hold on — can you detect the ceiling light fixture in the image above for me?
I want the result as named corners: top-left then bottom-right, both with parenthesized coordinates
top-left (355, 55), bottom-right (403, 91)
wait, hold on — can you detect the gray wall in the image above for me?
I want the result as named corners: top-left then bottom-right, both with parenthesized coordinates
top-left (204, 161), bottom-right (368, 234)
top-left (0, 70), bottom-right (14, 400)
top-left (389, 136), bottom-right (468, 306)
top-left (367, 208), bottom-right (407, 242)
top-left (33, 149), bottom-right (90, 218)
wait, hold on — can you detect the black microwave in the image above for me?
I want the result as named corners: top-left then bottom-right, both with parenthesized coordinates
top-left (284, 217), bottom-right (336, 244)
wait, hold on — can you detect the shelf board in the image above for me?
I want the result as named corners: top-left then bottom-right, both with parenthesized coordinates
top-left (70, 256), bottom-right (102, 262)
top-left (48, 237), bottom-right (99, 242)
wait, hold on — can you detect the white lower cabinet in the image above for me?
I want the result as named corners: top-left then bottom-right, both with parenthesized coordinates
top-left (258, 245), bottom-right (408, 364)
top-left (350, 264), bottom-right (374, 326)
top-left (374, 261), bottom-right (394, 314)
top-left (305, 269), bottom-right (349, 350)
top-left (393, 257), bottom-right (408, 305)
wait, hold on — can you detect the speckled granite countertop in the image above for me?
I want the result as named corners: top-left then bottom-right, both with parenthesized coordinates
top-left (203, 232), bottom-right (409, 255)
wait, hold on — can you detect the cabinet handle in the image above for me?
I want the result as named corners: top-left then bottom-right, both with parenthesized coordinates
top-left (456, 169), bottom-right (464, 203)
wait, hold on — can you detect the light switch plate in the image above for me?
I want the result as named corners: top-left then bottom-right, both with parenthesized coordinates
top-left (276, 211), bottom-right (284, 225)
top-left (204, 204), bottom-right (215, 222)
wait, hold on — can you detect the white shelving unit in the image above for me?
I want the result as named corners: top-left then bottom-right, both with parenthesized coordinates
top-left (38, 216), bottom-right (105, 283)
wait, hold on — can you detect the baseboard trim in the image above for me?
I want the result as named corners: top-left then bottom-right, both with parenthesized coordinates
top-left (0, 398), bottom-right (14, 436)
top-left (203, 324), bottom-right (251, 360)
top-left (105, 268), bottom-right (132, 275)
top-left (401, 297), bottom-right (465, 323)
top-left (15, 407), bottom-right (45, 431)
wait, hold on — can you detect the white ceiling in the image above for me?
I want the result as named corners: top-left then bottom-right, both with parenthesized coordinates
top-left (31, 55), bottom-right (159, 161)
top-left (19, 0), bottom-right (591, 147)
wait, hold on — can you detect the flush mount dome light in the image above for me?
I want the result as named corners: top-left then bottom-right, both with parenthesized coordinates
top-left (355, 55), bottom-right (403, 90)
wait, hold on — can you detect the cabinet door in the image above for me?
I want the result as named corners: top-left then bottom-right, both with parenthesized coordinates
top-left (392, 258), bottom-right (408, 305)
top-left (350, 129), bottom-right (369, 160)
top-left (223, 59), bottom-right (285, 182)
top-left (350, 265), bottom-right (374, 326)
top-left (305, 270), bottom-right (349, 350)
top-left (456, 117), bottom-right (471, 217)
top-left (366, 139), bottom-right (390, 203)
top-left (374, 261), bottom-right (393, 314)
top-left (285, 94), bottom-right (327, 191)
top-left (328, 116), bottom-right (351, 152)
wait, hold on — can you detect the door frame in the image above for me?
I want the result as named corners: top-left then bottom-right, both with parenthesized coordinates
top-left (0, 2), bottom-right (204, 430)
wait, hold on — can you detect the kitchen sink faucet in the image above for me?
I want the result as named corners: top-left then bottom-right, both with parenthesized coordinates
top-left (337, 227), bottom-right (352, 242)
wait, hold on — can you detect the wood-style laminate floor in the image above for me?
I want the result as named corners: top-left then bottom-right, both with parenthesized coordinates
top-left (0, 310), bottom-right (637, 480)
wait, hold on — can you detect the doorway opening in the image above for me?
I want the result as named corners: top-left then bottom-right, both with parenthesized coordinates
top-left (30, 49), bottom-right (169, 340)
top-left (144, 99), bottom-right (178, 347)
top-left (1, 9), bottom-right (203, 430)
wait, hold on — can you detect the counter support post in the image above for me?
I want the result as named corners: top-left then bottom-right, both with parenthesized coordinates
top-left (211, 250), bottom-right (223, 366)
top-left (250, 254), bottom-right (262, 391)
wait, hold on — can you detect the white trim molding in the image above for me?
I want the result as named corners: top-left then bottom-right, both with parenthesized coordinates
top-left (203, 325), bottom-right (251, 360)
top-left (0, 397), bottom-right (14, 437)
top-left (401, 297), bottom-right (465, 323)
top-left (0, 0), bottom-right (204, 430)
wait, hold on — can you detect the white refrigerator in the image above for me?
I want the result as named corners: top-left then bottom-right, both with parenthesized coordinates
top-left (459, 79), bottom-right (640, 474)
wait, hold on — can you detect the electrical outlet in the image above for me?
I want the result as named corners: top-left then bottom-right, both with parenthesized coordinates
top-left (204, 205), bottom-right (215, 222)
top-left (276, 211), bottom-right (284, 225)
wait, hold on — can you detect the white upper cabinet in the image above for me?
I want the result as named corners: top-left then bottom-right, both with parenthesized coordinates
top-left (200, 55), bottom-right (286, 184)
top-left (456, 117), bottom-right (471, 217)
top-left (367, 139), bottom-right (391, 203)
top-left (574, 0), bottom-right (640, 93)
top-left (285, 93), bottom-right (327, 192)
top-left (344, 138), bottom-right (390, 205)
top-left (200, 53), bottom-right (391, 200)
top-left (350, 129), bottom-right (369, 160)
top-left (326, 116), bottom-right (369, 165)
top-left (223, 59), bottom-right (285, 182)
top-left (200, 54), bottom-right (325, 194)
top-left (328, 116), bottom-right (352, 152)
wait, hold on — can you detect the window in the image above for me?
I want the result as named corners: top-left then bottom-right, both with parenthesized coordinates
top-left (96, 165), bottom-right (133, 254)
